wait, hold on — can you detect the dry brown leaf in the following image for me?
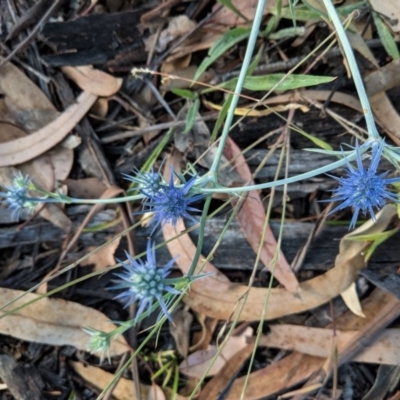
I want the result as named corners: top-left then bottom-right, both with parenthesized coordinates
top-left (0, 58), bottom-right (54, 119)
top-left (153, 15), bottom-right (197, 53)
top-left (71, 362), bottom-right (165, 400)
top-left (370, 92), bottom-right (400, 146)
top-left (0, 91), bottom-right (96, 167)
top-left (0, 288), bottom-right (129, 356)
top-left (209, 0), bottom-right (283, 27)
top-left (225, 288), bottom-right (397, 399)
top-left (169, 305), bottom-right (193, 357)
top-left (198, 343), bottom-right (254, 400)
top-left (260, 325), bottom-right (400, 365)
top-left (81, 237), bottom-right (121, 272)
top-left (224, 137), bottom-right (300, 294)
top-left (179, 327), bottom-right (253, 378)
top-left (340, 282), bottom-right (365, 318)
top-left (369, 0), bottom-right (400, 32)
top-left (64, 177), bottom-right (109, 199)
top-left (62, 66), bottom-right (122, 97)
top-left (165, 200), bottom-right (395, 321)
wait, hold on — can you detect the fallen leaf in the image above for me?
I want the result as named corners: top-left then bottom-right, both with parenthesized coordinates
top-left (198, 343), bottom-right (254, 400)
top-left (179, 327), bottom-right (253, 378)
top-left (369, 0), bottom-right (400, 32)
top-left (62, 66), bottom-right (122, 97)
top-left (152, 15), bottom-right (197, 53)
top-left (81, 237), bottom-right (121, 272)
top-left (0, 91), bottom-right (97, 167)
top-left (64, 177), bottom-right (108, 199)
top-left (165, 197), bottom-right (395, 321)
top-left (224, 137), bottom-right (300, 294)
top-left (209, 0), bottom-right (283, 28)
top-left (260, 325), bottom-right (400, 365)
top-left (169, 305), bottom-right (193, 357)
top-left (71, 362), bottom-right (165, 400)
top-left (225, 288), bottom-right (397, 399)
top-left (0, 288), bottom-right (129, 356)
top-left (340, 282), bottom-right (365, 318)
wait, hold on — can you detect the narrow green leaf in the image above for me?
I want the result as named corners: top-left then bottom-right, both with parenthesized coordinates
top-left (268, 26), bottom-right (306, 40)
top-left (204, 73), bottom-right (335, 93)
top-left (210, 94), bottom-right (233, 144)
top-left (183, 99), bottom-right (200, 134)
top-left (296, 129), bottom-right (333, 150)
top-left (247, 44), bottom-right (264, 76)
top-left (171, 88), bottom-right (196, 100)
top-left (372, 12), bottom-right (400, 60)
top-left (194, 27), bottom-right (251, 82)
top-left (217, 0), bottom-right (250, 23)
top-left (288, 0), bottom-right (299, 26)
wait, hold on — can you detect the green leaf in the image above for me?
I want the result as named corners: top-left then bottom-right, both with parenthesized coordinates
top-left (372, 12), bottom-right (400, 60)
top-left (194, 27), bottom-right (251, 82)
top-left (210, 94), bottom-right (233, 143)
top-left (204, 73), bottom-right (335, 93)
top-left (247, 44), bottom-right (264, 76)
top-left (346, 228), bottom-right (399, 260)
top-left (183, 99), bottom-right (200, 134)
top-left (270, 1), bottom-right (366, 22)
top-left (217, 0), bottom-right (250, 23)
top-left (296, 129), bottom-right (333, 150)
top-left (268, 26), bottom-right (306, 40)
top-left (171, 88), bottom-right (197, 100)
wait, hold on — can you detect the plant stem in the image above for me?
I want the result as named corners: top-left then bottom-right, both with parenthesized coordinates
top-left (321, 0), bottom-right (379, 140)
top-left (209, 0), bottom-right (268, 176)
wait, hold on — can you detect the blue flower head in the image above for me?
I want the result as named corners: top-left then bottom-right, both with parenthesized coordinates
top-left (143, 167), bottom-right (205, 232)
top-left (123, 167), bottom-right (163, 197)
top-left (326, 140), bottom-right (400, 229)
top-left (111, 241), bottom-right (180, 322)
top-left (0, 173), bottom-right (36, 217)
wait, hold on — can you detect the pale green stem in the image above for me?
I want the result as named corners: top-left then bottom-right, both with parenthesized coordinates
top-left (321, 0), bottom-right (379, 140)
top-left (209, 0), bottom-right (268, 175)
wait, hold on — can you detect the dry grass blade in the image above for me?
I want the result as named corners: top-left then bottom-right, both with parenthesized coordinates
top-left (223, 137), bottom-right (300, 294)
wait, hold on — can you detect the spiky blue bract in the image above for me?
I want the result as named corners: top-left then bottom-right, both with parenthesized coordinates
top-left (0, 173), bottom-right (36, 217)
top-left (143, 167), bottom-right (205, 233)
top-left (123, 167), bottom-right (163, 197)
top-left (111, 241), bottom-right (180, 322)
top-left (326, 140), bottom-right (400, 229)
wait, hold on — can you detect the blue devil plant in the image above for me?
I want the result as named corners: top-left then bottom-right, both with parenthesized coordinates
top-left (325, 141), bottom-right (400, 229)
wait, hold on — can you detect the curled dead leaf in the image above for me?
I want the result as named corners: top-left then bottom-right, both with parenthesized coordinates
top-left (62, 66), bottom-right (123, 97)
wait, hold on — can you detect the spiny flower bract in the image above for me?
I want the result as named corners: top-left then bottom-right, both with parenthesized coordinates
top-left (111, 241), bottom-right (180, 322)
top-left (143, 167), bottom-right (204, 232)
top-left (326, 140), bottom-right (400, 229)
top-left (123, 167), bottom-right (163, 197)
top-left (82, 327), bottom-right (112, 363)
top-left (0, 173), bottom-right (36, 217)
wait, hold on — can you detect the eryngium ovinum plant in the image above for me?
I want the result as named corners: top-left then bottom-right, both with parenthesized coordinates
top-left (1, 0), bottom-right (400, 393)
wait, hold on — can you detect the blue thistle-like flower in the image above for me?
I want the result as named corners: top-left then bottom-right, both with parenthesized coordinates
top-left (0, 173), bottom-right (36, 217)
top-left (111, 241), bottom-right (181, 322)
top-left (143, 167), bottom-right (205, 232)
top-left (325, 140), bottom-right (400, 229)
top-left (123, 167), bottom-right (163, 197)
